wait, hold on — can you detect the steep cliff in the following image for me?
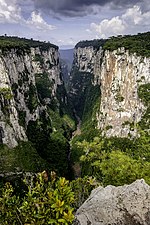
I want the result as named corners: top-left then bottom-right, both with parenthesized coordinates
top-left (98, 48), bottom-right (150, 137)
top-left (70, 34), bottom-right (150, 138)
top-left (0, 37), bottom-right (74, 175)
top-left (0, 40), bottom-right (61, 147)
top-left (69, 44), bottom-right (102, 139)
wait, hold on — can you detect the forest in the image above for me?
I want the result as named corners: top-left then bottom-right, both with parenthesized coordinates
top-left (0, 36), bottom-right (58, 51)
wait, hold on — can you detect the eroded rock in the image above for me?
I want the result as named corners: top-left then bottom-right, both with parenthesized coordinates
top-left (74, 179), bottom-right (150, 225)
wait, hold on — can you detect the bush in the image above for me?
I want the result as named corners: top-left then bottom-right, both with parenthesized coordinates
top-left (0, 172), bottom-right (75, 224)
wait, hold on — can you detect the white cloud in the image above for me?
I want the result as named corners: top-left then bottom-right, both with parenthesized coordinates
top-left (0, 0), bottom-right (56, 32)
top-left (91, 16), bottom-right (125, 38)
top-left (0, 0), bottom-right (22, 23)
top-left (122, 5), bottom-right (150, 25)
top-left (122, 5), bottom-right (142, 25)
top-left (27, 11), bottom-right (56, 31)
top-left (90, 4), bottom-right (150, 38)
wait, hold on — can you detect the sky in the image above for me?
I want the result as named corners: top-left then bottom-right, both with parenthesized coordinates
top-left (0, 0), bottom-right (150, 49)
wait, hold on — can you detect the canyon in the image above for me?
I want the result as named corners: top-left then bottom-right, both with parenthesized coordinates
top-left (0, 34), bottom-right (149, 176)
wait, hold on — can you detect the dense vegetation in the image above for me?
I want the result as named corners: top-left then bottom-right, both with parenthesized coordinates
top-left (0, 142), bottom-right (49, 174)
top-left (0, 171), bottom-right (97, 224)
top-left (103, 32), bottom-right (150, 57)
top-left (0, 36), bottom-right (58, 51)
top-left (68, 65), bottom-right (101, 159)
top-left (69, 69), bottom-right (94, 118)
top-left (25, 107), bottom-right (75, 178)
top-left (0, 172), bottom-right (75, 224)
top-left (70, 79), bottom-right (150, 186)
top-left (75, 130), bottom-right (150, 186)
top-left (138, 83), bottom-right (150, 129)
top-left (0, 85), bottom-right (74, 179)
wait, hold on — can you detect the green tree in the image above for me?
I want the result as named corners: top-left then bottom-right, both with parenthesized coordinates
top-left (99, 151), bottom-right (141, 186)
top-left (78, 137), bottom-right (150, 186)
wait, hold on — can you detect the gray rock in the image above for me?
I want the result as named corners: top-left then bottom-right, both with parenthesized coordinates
top-left (74, 179), bottom-right (150, 225)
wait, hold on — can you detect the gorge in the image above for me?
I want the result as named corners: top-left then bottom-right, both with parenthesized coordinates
top-left (0, 33), bottom-right (150, 180)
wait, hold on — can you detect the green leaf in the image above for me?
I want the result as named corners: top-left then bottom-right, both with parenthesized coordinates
top-left (48, 219), bottom-right (57, 224)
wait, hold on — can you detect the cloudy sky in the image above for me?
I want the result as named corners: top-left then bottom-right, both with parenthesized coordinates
top-left (0, 0), bottom-right (150, 48)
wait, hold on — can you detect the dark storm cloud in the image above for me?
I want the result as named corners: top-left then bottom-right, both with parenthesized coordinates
top-left (32, 0), bottom-right (142, 17)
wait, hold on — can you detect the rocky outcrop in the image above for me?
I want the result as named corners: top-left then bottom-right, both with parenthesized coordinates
top-left (74, 179), bottom-right (150, 225)
top-left (0, 45), bottom-right (61, 147)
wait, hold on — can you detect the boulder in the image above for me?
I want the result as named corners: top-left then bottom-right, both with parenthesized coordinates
top-left (73, 179), bottom-right (150, 225)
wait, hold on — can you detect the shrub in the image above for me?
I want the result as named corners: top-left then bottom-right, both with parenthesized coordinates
top-left (0, 172), bottom-right (75, 225)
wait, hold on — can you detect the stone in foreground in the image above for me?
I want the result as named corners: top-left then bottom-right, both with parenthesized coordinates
top-left (73, 179), bottom-right (150, 225)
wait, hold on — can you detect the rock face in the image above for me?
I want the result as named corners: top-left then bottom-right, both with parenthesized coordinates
top-left (71, 44), bottom-right (150, 137)
top-left (0, 45), bottom-right (62, 147)
top-left (98, 48), bottom-right (150, 137)
top-left (73, 46), bottom-right (103, 85)
top-left (69, 46), bottom-right (102, 119)
top-left (74, 179), bottom-right (150, 225)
